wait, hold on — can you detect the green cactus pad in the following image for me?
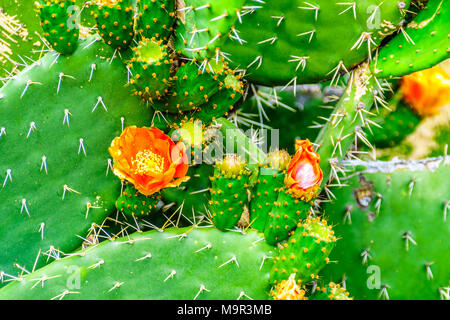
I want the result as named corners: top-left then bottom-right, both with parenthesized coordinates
top-left (0, 35), bottom-right (151, 281)
top-left (37, 0), bottom-right (80, 55)
top-left (0, 227), bottom-right (275, 300)
top-left (136, 0), bottom-right (176, 42)
top-left (250, 168), bottom-right (286, 232)
top-left (322, 158), bottom-right (450, 300)
top-left (219, 0), bottom-right (410, 86)
top-left (193, 72), bottom-right (244, 123)
top-left (160, 60), bottom-right (222, 113)
top-left (116, 184), bottom-right (161, 217)
top-left (175, 0), bottom-right (246, 59)
top-left (264, 190), bottom-right (311, 245)
top-left (91, 0), bottom-right (135, 51)
top-left (373, 0), bottom-right (450, 79)
top-left (270, 216), bottom-right (336, 285)
top-left (209, 159), bottom-right (250, 231)
top-left (128, 38), bottom-right (172, 102)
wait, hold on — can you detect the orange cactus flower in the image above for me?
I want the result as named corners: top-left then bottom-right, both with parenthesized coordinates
top-left (285, 139), bottom-right (323, 202)
top-left (271, 274), bottom-right (307, 300)
top-left (109, 126), bottom-right (189, 196)
top-left (401, 65), bottom-right (450, 117)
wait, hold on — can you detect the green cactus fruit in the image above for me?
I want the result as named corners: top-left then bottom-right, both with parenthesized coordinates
top-left (270, 216), bottom-right (336, 285)
top-left (36, 0), bottom-right (80, 55)
top-left (91, 0), bottom-right (135, 51)
top-left (136, 0), bottom-right (176, 42)
top-left (209, 154), bottom-right (251, 231)
top-left (310, 282), bottom-right (353, 300)
top-left (218, 0), bottom-right (410, 86)
top-left (0, 227), bottom-right (275, 300)
top-left (158, 60), bottom-right (223, 113)
top-left (373, 0), bottom-right (450, 79)
top-left (250, 150), bottom-right (291, 232)
top-left (175, 0), bottom-right (246, 59)
top-left (321, 158), bottom-right (450, 300)
top-left (264, 190), bottom-right (311, 245)
top-left (0, 35), bottom-right (152, 282)
top-left (128, 38), bottom-right (172, 102)
top-left (116, 184), bottom-right (161, 218)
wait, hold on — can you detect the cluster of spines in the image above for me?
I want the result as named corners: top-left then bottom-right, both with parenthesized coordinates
top-left (36, 0), bottom-right (79, 55)
top-left (116, 184), bottom-right (161, 218)
top-left (91, 0), bottom-right (135, 51)
top-left (270, 216), bottom-right (336, 285)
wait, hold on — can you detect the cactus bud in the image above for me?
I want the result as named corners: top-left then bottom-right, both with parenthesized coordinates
top-left (216, 154), bottom-right (247, 178)
top-left (266, 149), bottom-right (291, 172)
top-left (285, 139), bottom-right (323, 202)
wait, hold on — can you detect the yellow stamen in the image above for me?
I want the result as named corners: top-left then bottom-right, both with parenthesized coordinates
top-left (132, 150), bottom-right (165, 175)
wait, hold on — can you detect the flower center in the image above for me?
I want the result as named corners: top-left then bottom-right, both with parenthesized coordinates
top-left (132, 150), bottom-right (165, 175)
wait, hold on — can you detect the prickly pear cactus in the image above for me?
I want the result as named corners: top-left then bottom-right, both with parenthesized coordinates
top-left (219, 0), bottom-right (411, 85)
top-left (0, 227), bottom-right (276, 300)
top-left (0, 0), bottom-right (448, 302)
top-left (321, 158), bottom-right (450, 300)
top-left (0, 36), bottom-right (151, 281)
top-left (372, 0), bottom-right (450, 78)
top-left (36, 0), bottom-right (80, 55)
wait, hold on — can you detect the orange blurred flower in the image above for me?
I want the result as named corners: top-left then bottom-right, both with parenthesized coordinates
top-left (109, 126), bottom-right (189, 196)
top-left (285, 139), bottom-right (323, 202)
top-left (401, 65), bottom-right (450, 117)
top-left (271, 274), bottom-right (307, 300)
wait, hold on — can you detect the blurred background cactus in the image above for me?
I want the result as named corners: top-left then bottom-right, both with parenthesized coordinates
top-left (0, 0), bottom-right (448, 301)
